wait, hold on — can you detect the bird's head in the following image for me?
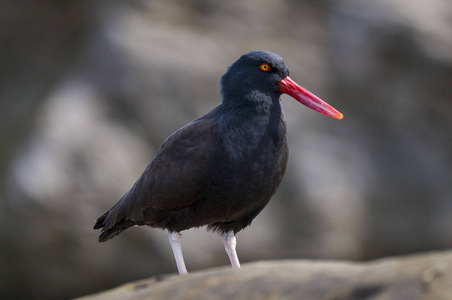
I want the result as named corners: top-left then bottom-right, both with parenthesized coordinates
top-left (220, 50), bottom-right (343, 119)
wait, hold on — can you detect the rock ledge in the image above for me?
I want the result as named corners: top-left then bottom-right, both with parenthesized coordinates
top-left (77, 251), bottom-right (452, 300)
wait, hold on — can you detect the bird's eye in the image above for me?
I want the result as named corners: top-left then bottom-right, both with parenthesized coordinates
top-left (259, 63), bottom-right (271, 72)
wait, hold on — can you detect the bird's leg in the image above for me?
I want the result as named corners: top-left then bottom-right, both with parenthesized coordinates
top-left (167, 231), bottom-right (188, 275)
top-left (222, 231), bottom-right (241, 268)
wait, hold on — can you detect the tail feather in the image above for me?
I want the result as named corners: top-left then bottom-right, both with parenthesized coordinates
top-left (93, 206), bottom-right (136, 242)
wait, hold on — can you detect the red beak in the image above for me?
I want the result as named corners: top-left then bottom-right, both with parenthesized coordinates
top-left (278, 76), bottom-right (343, 120)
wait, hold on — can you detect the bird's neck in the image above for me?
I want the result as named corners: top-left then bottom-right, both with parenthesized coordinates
top-left (218, 93), bottom-right (286, 162)
top-left (220, 91), bottom-right (282, 115)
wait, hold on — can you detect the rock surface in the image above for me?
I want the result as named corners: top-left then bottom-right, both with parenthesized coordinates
top-left (77, 251), bottom-right (452, 300)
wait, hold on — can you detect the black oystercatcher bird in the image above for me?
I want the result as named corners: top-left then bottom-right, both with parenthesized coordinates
top-left (94, 51), bottom-right (342, 274)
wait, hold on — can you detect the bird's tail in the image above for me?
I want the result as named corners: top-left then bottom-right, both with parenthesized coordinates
top-left (93, 203), bottom-right (136, 242)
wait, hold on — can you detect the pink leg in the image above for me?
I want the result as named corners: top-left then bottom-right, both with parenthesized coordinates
top-left (222, 231), bottom-right (241, 268)
top-left (167, 231), bottom-right (188, 275)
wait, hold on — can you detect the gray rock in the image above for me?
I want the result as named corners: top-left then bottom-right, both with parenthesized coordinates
top-left (77, 251), bottom-right (452, 300)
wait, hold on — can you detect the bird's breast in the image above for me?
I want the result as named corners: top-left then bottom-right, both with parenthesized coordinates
top-left (218, 110), bottom-right (287, 162)
top-left (211, 109), bottom-right (288, 203)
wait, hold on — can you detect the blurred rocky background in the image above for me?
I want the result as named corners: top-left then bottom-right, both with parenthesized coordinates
top-left (0, 0), bottom-right (451, 299)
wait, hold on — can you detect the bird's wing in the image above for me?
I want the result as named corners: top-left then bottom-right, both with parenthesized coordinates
top-left (103, 107), bottom-right (221, 228)
top-left (135, 116), bottom-right (218, 209)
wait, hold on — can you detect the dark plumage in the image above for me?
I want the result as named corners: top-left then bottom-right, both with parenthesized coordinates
top-left (94, 50), bottom-right (342, 274)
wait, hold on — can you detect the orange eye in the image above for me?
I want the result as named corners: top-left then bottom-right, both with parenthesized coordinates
top-left (259, 63), bottom-right (271, 72)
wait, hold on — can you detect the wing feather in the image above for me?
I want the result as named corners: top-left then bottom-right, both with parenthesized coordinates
top-left (94, 107), bottom-right (221, 240)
